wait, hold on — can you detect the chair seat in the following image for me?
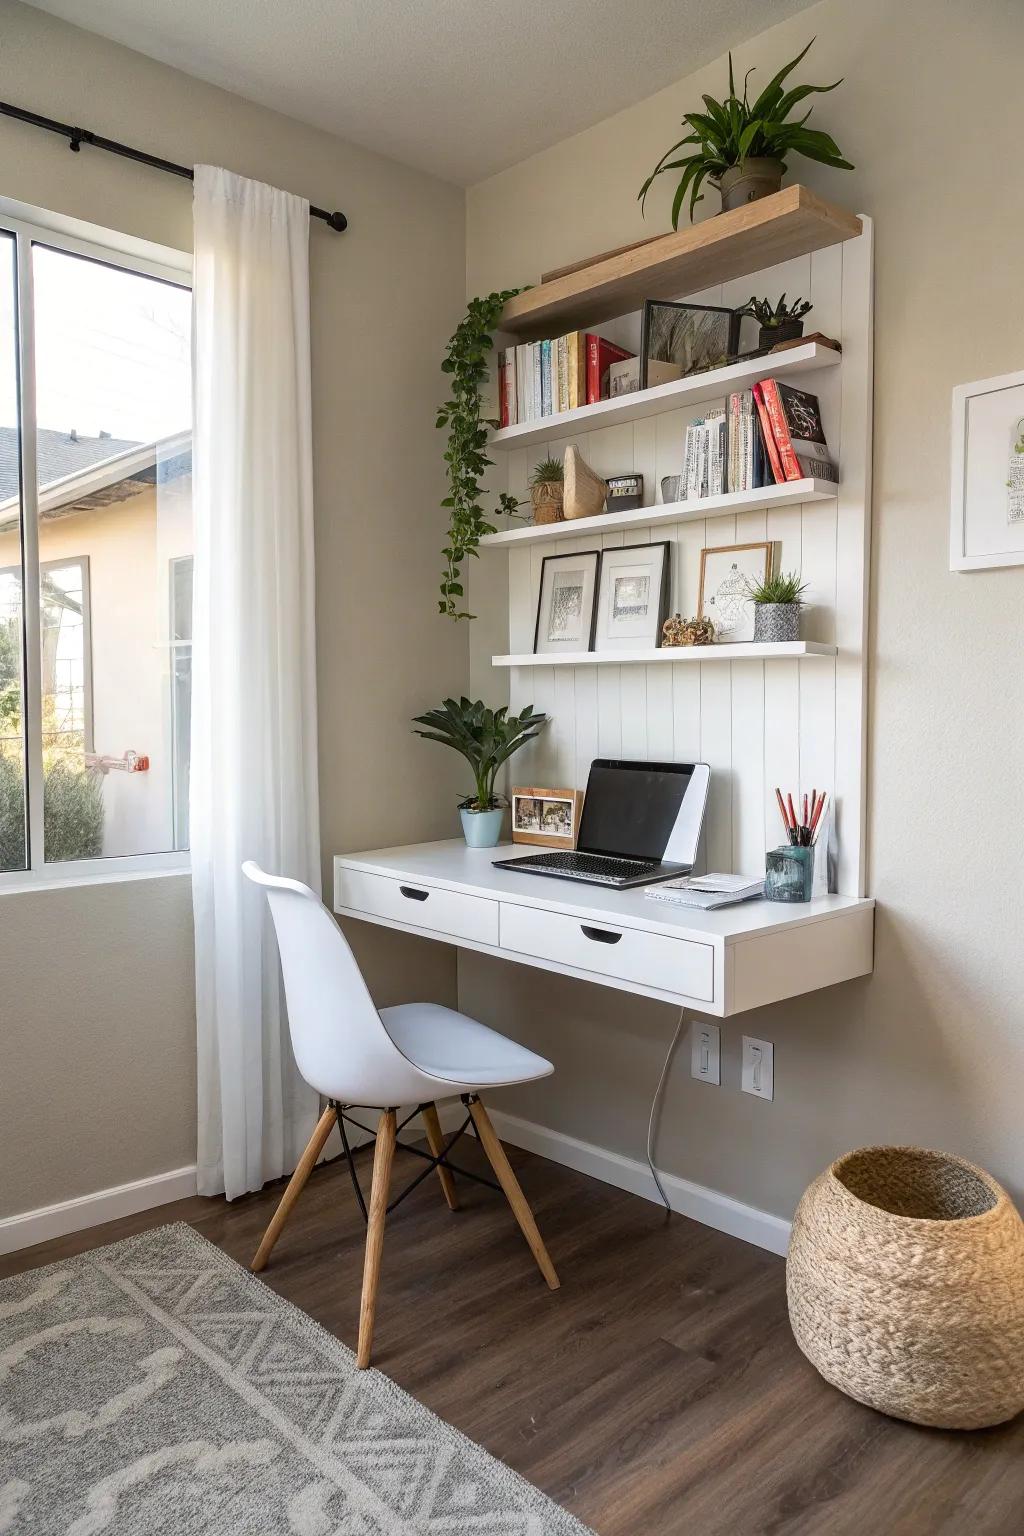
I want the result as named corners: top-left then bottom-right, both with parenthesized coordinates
top-left (379, 1002), bottom-right (553, 1091)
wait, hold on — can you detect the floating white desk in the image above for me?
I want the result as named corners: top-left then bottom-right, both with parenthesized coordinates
top-left (333, 841), bottom-right (874, 1018)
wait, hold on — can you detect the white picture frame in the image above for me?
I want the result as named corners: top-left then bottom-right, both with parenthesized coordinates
top-left (533, 550), bottom-right (600, 654)
top-left (950, 369), bottom-right (1024, 571)
top-left (593, 542), bottom-right (671, 651)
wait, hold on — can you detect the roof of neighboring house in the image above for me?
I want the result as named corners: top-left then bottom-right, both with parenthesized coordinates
top-left (0, 427), bottom-right (141, 502)
top-left (0, 427), bottom-right (192, 534)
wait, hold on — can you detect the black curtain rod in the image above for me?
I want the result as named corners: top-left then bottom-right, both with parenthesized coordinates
top-left (0, 99), bottom-right (348, 232)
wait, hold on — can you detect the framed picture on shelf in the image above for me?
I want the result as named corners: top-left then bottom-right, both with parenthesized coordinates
top-left (533, 549), bottom-right (600, 654)
top-left (950, 369), bottom-right (1024, 571)
top-left (640, 300), bottom-right (746, 385)
top-left (698, 541), bottom-right (776, 643)
top-left (593, 542), bottom-right (671, 651)
top-left (511, 786), bottom-right (584, 848)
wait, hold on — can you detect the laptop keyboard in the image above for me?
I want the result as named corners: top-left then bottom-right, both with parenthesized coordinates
top-left (508, 851), bottom-right (660, 883)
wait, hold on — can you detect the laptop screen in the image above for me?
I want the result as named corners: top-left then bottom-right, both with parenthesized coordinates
top-left (577, 760), bottom-right (703, 863)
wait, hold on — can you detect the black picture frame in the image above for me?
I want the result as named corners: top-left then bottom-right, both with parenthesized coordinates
top-left (533, 549), bottom-right (601, 654)
top-left (594, 540), bottom-right (672, 650)
top-left (640, 300), bottom-right (753, 386)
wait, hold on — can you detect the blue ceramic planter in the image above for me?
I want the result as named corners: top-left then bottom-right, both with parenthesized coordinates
top-left (459, 806), bottom-right (504, 848)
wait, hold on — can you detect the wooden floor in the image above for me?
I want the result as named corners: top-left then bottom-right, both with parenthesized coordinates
top-left (3, 1140), bottom-right (1022, 1535)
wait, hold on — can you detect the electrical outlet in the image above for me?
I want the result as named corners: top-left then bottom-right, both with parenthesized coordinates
top-left (690, 1021), bottom-right (720, 1085)
top-left (741, 1036), bottom-right (774, 1101)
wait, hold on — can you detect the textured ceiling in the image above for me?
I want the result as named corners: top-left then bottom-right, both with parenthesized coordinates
top-left (22, 0), bottom-right (818, 185)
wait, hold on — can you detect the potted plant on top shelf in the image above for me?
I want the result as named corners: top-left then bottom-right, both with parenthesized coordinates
top-left (412, 697), bottom-right (547, 848)
top-left (745, 570), bottom-right (808, 643)
top-left (638, 38), bottom-right (853, 228)
top-left (743, 293), bottom-right (813, 349)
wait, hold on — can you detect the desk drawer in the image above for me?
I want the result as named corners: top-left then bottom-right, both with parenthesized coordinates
top-left (500, 902), bottom-right (714, 1001)
top-left (337, 868), bottom-right (499, 946)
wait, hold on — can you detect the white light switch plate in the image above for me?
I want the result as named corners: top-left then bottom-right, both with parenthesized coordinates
top-left (741, 1036), bottom-right (774, 1100)
top-left (690, 1021), bottom-right (720, 1085)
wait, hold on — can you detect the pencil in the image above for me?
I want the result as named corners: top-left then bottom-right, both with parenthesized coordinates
top-left (775, 786), bottom-right (790, 833)
top-left (809, 792), bottom-right (827, 841)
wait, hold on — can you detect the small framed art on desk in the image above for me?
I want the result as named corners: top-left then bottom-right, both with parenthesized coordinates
top-left (511, 787), bottom-right (584, 848)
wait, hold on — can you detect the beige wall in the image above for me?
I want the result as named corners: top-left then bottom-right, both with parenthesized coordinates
top-left (0, 0), bottom-right (467, 1218)
top-left (464, 0), bottom-right (1024, 1215)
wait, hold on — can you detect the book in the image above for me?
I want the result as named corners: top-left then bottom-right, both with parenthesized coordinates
top-left (531, 342), bottom-right (542, 423)
top-left (759, 380), bottom-right (838, 483)
top-left (586, 334), bottom-right (634, 404)
top-left (540, 338), bottom-right (552, 417)
top-left (646, 873), bottom-right (764, 909)
top-left (556, 335), bottom-right (569, 414)
top-left (566, 332), bottom-right (586, 409)
top-left (752, 381), bottom-right (786, 484)
top-left (498, 349), bottom-right (515, 429)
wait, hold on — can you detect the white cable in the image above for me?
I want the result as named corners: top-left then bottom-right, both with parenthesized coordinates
top-left (646, 1007), bottom-right (687, 1215)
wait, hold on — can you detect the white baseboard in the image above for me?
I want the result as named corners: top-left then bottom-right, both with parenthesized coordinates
top-left (0, 1166), bottom-right (198, 1257)
top-left (476, 1108), bottom-right (791, 1257)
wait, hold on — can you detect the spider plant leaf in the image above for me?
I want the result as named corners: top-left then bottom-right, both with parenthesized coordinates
top-left (749, 37), bottom-right (816, 117)
top-left (775, 79), bottom-right (844, 120)
top-left (738, 120), bottom-right (764, 159)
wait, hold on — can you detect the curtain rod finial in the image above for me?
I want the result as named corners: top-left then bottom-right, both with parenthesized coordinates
top-left (326, 210), bottom-right (348, 232)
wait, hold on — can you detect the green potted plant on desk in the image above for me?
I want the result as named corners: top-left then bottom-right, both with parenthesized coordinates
top-left (412, 697), bottom-right (547, 848)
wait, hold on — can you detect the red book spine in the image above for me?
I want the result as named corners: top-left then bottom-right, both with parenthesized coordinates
top-left (752, 383), bottom-right (785, 484)
top-left (760, 379), bottom-right (800, 481)
top-left (585, 334), bottom-right (600, 405)
top-left (498, 350), bottom-right (509, 429)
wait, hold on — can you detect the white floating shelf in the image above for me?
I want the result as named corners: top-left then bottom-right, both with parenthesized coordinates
top-left (490, 340), bottom-right (840, 451)
top-left (493, 641), bottom-right (837, 668)
top-left (479, 478), bottom-right (836, 548)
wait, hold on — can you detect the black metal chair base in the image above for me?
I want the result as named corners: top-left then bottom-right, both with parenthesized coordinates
top-left (330, 1099), bottom-right (499, 1223)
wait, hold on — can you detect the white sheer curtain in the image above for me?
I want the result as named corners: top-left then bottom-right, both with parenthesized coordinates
top-left (191, 165), bottom-right (321, 1199)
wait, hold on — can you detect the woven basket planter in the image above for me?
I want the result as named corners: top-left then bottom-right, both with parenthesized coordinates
top-left (787, 1146), bottom-right (1024, 1429)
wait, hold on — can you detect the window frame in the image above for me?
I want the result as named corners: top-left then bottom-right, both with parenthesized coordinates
top-left (0, 199), bottom-right (193, 892)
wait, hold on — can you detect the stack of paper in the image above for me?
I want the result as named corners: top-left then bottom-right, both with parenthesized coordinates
top-left (645, 873), bottom-right (764, 910)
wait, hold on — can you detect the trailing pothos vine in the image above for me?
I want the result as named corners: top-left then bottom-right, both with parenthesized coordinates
top-left (436, 288), bottom-right (522, 619)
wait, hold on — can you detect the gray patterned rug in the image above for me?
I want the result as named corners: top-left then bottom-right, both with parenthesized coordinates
top-left (0, 1222), bottom-right (591, 1534)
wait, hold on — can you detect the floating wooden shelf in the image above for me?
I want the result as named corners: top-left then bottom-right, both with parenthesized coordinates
top-left (499, 187), bottom-right (862, 340)
top-left (493, 641), bottom-right (837, 668)
top-left (480, 479), bottom-right (836, 548)
top-left (490, 340), bottom-right (840, 451)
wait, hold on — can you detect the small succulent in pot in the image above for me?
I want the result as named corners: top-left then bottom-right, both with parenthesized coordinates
top-left (745, 570), bottom-right (808, 643)
top-left (638, 39), bottom-right (852, 228)
top-left (530, 456), bottom-right (564, 525)
top-left (743, 293), bottom-right (813, 349)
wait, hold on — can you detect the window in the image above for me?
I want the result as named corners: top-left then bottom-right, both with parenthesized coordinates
top-left (0, 210), bottom-right (192, 881)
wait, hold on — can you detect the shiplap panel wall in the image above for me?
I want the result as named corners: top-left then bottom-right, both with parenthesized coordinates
top-left (487, 222), bottom-right (872, 896)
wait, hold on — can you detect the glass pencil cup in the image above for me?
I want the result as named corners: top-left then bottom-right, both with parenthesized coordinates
top-left (765, 844), bottom-right (814, 903)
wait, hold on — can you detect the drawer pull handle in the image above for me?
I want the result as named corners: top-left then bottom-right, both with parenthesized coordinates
top-left (581, 924), bottom-right (622, 945)
top-left (399, 885), bottom-right (429, 902)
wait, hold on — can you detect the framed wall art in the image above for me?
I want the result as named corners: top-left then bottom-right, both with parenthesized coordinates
top-left (698, 541), bottom-right (776, 643)
top-left (950, 369), bottom-right (1024, 571)
top-left (510, 786), bottom-right (584, 848)
top-left (533, 549), bottom-right (600, 654)
top-left (593, 542), bottom-right (671, 651)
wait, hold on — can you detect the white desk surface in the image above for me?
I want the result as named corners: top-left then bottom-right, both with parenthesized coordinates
top-left (334, 839), bottom-right (873, 946)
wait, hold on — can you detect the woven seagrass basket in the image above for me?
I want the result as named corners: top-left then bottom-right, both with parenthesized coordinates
top-left (787, 1146), bottom-right (1024, 1429)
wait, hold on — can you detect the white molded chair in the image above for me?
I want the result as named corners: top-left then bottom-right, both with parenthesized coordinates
top-left (242, 861), bottom-right (559, 1367)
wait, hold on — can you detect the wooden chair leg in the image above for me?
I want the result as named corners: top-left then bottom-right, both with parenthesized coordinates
top-left (467, 1097), bottom-right (560, 1291)
top-left (251, 1104), bottom-right (338, 1273)
top-left (356, 1108), bottom-right (397, 1369)
top-left (421, 1102), bottom-right (459, 1211)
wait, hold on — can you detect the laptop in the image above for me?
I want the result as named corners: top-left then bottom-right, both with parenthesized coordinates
top-left (496, 759), bottom-right (710, 889)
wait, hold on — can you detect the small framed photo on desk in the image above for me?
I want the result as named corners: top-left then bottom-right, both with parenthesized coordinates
top-left (511, 786), bottom-right (584, 849)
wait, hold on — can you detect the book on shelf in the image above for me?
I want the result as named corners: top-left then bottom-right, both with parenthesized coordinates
top-left (586, 335), bottom-right (633, 405)
top-left (758, 379), bottom-right (838, 483)
top-left (682, 406), bottom-right (727, 499)
top-left (496, 331), bottom-right (633, 426)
